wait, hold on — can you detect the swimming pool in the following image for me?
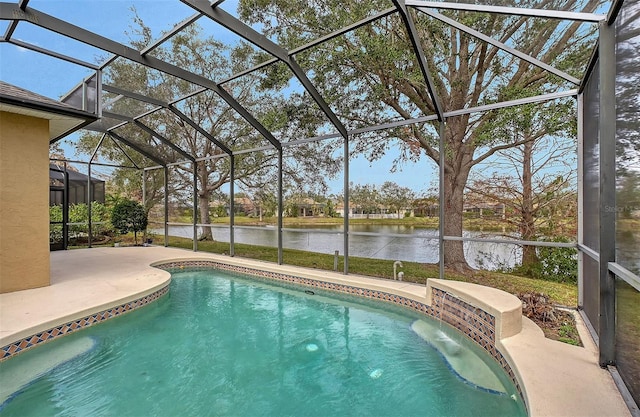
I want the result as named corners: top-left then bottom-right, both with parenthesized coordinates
top-left (0, 268), bottom-right (526, 416)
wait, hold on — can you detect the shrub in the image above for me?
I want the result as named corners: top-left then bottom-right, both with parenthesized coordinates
top-left (49, 203), bottom-right (111, 243)
top-left (111, 199), bottom-right (148, 245)
top-left (69, 202), bottom-right (111, 235)
top-left (511, 237), bottom-right (577, 284)
top-left (536, 243), bottom-right (578, 284)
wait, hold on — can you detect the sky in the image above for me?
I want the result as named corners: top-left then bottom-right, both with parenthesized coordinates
top-left (0, 0), bottom-right (437, 194)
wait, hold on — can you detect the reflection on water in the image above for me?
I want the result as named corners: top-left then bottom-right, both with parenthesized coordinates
top-left (157, 224), bottom-right (522, 270)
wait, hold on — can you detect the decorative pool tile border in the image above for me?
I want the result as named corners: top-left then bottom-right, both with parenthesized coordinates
top-left (157, 260), bottom-right (523, 401)
top-left (0, 285), bottom-right (169, 362)
top-left (433, 288), bottom-right (520, 397)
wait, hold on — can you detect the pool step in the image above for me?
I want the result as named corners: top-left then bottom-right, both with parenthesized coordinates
top-left (411, 320), bottom-right (507, 394)
top-left (0, 336), bottom-right (96, 406)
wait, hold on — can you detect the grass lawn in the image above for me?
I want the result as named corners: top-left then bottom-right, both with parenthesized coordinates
top-left (163, 236), bottom-right (578, 307)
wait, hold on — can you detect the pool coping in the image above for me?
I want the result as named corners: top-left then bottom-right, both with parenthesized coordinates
top-left (0, 246), bottom-right (631, 417)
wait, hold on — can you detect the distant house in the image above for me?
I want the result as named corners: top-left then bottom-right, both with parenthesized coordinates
top-left (210, 197), bottom-right (257, 217)
top-left (294, 198), bottom-right (326, 217)
top-left (334, 202), bottom-right (410, 219)
top-left (233, 197), bottom-right (256, 216)
top-left (463, 202), bottom-right (505, 218)
top-left (413, 198), bottom-right (439, 217)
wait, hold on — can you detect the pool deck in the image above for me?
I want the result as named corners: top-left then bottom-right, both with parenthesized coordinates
top-left (0, 246), bottom-right (633, 417)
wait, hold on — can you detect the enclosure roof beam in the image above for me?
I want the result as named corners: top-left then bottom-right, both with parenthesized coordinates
top-left (443, 89), bottom-right (577, 118)
top-left (233, 145), bottom-right (274, 156)
top-left (268, 88), bottom-right (577, 146)
top-left (253, 88), bottom-right (576, 148)
top-left (181, 0), bottom-right (348, 139)
top-left (106, 131), bottom-right (166, 167)
top-left (0, 2), bottom-right (281, 151)
top-left (2, 18), bottom-right (16, 39)
top-left (168, 106), bottom-right (232, 155)
top-left (218, 8), bottom-right (397, 84)
top-left (89, 132), bottom-right (107, 163)
top-left (288, 57), bottom-right (348, 138)
top-left (109, 135), bottom-right (141, 169)
top-left (418, 9), bottom-right (581, 85)
top-left (101, 110), bottom-right (140, 123)
top-left (102, 110), bottom-right (195, 163)
top-left (180, 0), bottom-right (288, 60)
top-left (607, 0), bottom-right (624, 25)
top-left (579, 43), bottom-right (599, 94)
top-left (1, 0), bottom-right (27, 39)
top-left (102, 84), bottom-right (168, 108)
top-left (140, 12), bottom-right (202, 56)
top-left (50, 158), bottom-right (137, 170)
top-left (143, 165), bottom-right (164, 171)
top-left (118, 82), bottom-right (578, 169)
top-left (219, 60), bottom-right (274, 85)
top-left (291, 8), bottom-right (397, 55)
top-left (195, 153), bottom-right (227, 163)
top-left (133, 120), bottom-right (196, 163)
top-left (103, 94), bottom-right (125, 109)
top-left (102, 84), bottom-right (231, 155)
top-left (88, 116), bottom-right (128, 133)
top-left (392, 0), bottom-right (444, 121)
top-left (405, 1), bottom-right (605, 22)
top-left (3, 39), bottom-right (99, 69)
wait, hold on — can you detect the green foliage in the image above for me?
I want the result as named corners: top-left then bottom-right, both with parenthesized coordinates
top-left (68, 202), bottom-right (111, 235)
top-left (212, 205), bottom-right (227, 218)
top-left (49, 205), bottom-right (63, 222)
top-left (111, 199), bottom-right (148, 244)
top-left (49, 203), bottom-right (111, 243)
top-left (514, 238), bottom-right (578, 284)
top-left (287, 203), bottom-right (300, 217)
top-left (558, 324), bottom-right (581, 346)
top-left (325, 199), bottom-right (338, 218)
top-left (380, 181), bottom-right (415, 219)
top-left (535, 244), bottom-right (578, 284)
top-left (349, 183), bottom-right (380, 216)
top-left (49, 205), bottom-right (63, 244)
top-left (251, 189), bottom-right (278, 218)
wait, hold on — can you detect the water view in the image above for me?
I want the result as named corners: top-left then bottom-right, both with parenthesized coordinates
top-left (157, 224), bottom-right (523, 270)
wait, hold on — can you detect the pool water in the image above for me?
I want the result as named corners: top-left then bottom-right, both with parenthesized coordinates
top-left (0, 269), bottom-right (526, 417)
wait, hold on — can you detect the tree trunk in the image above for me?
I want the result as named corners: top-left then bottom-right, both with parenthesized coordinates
top-left (198, 193), bottom-right (214, 240)
top-left (439, 116), bottom-right (475, 273)
top-left (520, 139), bottom-right (539, 269)
top-left (443, 166), bottom-right (472, 272)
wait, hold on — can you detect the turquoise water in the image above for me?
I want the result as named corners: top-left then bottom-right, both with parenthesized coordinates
top-left (0, 269), bottom-right (526, 417)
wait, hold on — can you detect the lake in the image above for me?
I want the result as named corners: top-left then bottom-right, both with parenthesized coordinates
top-left (156, 224), bottom-right (523, 270)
